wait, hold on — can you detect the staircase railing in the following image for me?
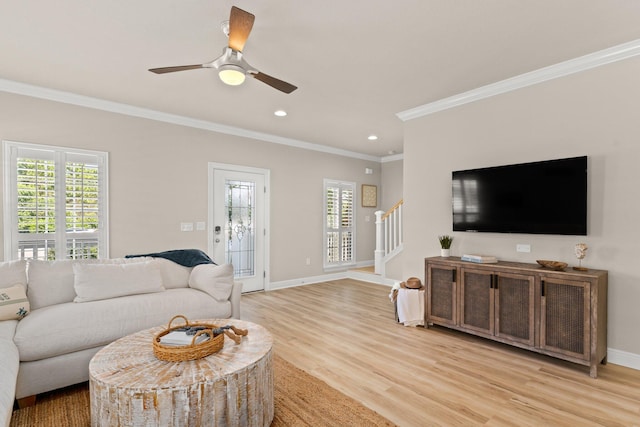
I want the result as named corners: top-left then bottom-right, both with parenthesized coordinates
top-left (374, 199), bottom-right (403, 275)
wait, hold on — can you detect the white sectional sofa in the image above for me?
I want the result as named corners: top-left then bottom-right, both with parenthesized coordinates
top-left (0, 255), bottom-right (241, 426)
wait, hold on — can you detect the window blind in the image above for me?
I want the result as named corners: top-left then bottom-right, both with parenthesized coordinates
top-left (3, 141), bottom-right (108, 260)
top-left (324, 180), bottom-right (355, 267)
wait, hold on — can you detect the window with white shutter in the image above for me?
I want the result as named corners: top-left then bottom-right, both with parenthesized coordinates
top-left (323, 179), bottom-right (355, 268)
top-left (3, 141), bottom-right (108, 260)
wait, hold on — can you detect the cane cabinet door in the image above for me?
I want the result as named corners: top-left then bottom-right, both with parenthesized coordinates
top-left (540, 276), bottom-right (591, 361)
top-left (426, 263), bottom-right (457, 326)
top-left (494, 272), bottom-right (535, 346)
top-left (460, 268), bottom-right (493, 335)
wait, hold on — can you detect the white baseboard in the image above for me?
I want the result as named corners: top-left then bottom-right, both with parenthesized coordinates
top-left (268, 269), bottom-right (399, 290)
top-left (268, 272), bottom-right (347, 290)
top-left (607, 348), bottom-right (640, 371)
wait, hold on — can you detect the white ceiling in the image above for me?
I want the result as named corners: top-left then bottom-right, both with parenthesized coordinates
top-left (2, 1), bottom-right (640, 158)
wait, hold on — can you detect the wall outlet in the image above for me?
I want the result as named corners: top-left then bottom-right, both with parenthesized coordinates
top-left (516, 244), bottom-right (531, 253)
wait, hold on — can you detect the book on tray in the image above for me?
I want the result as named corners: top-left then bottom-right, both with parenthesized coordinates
top-left (461, 254), bottom-right (498, 263)
top-left (160, 330), bottom-right (210, 346)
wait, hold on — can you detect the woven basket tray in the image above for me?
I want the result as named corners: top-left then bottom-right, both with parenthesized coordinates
top-left (153, 315), bottom-right (229, 362)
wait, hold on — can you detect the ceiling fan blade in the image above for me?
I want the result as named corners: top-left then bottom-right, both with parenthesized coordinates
top-left (149, 64), bottom-right (205, 74)
top-left (251, 72), bottom-right (298, 94)
top-left (228, 6), bottom-right (255, 52)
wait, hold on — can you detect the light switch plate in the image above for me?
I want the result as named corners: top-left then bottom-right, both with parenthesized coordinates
top-left (180, 222), bottom-right (194, 232)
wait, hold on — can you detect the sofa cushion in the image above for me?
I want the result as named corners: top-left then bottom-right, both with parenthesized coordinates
top-left (73, 261), bottom-right (164, 303)
top-left (188, 263), bottom-right (234, 302)
top-left (0, 284), bottom-right (30, 321)
top-left (14, 288), bottom-right (231, 361)
top-left (0, 320), bottom-right (18, 340)
top-left (0, 260), bottom-right (27, 288)
top-left (27, 259), bottom-right (79, 309)
top-left (151, 258), bottom-right (192, 289)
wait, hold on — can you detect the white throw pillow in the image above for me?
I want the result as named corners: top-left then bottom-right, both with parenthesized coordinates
top-left (151, 258), bottom-right (192, 289)
top-left (27, 258), bottom-right (154, 308)
top-left (0, 260), bottom-right (27, 288)
top-left (73, 261), bottom-right (164, 302)
top-left (0, 284), bottom-right (30, 320)
top-left (188, 264), bottom-right (234, 302)
top-left (27, 259), bottom-right (80, 309)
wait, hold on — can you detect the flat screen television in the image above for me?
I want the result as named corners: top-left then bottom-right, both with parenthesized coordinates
top-left (452, 156), bottom-right (587, 235)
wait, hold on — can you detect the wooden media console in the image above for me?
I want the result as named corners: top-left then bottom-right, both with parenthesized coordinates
top-left (425, 256), bottom-right (608, 378)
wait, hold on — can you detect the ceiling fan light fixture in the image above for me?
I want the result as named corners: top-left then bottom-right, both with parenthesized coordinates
top-left (148, 7), bottom-right (296, 94)
top-left (218, 64), bottom-right (246, 86)
top-left (221, 20), bottom-right (230, 37)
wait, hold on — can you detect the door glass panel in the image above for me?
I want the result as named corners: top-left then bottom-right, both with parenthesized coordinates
top-left (225, 179), bottom-right (255, 278)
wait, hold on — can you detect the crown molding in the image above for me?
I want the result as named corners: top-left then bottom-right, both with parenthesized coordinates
top-left (397, 38), bottom-right (640, 121)
top-left (0, 78), bottom-right (382, 163)
top-left (381, 153), bottom-right (403, 163)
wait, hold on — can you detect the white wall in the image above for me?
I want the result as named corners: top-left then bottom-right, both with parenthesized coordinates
top-left (402, 56), bottom-right (640, 358)
top-left (379, 158), bottom-right (404, 281)
top-left (381, 158), bottom-right (403, 211)
top-left (0, 91), bottom-right (380, 283)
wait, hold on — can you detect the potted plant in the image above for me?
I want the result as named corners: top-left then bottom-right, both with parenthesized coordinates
top-left (438, 235), bottom-right (453, 257)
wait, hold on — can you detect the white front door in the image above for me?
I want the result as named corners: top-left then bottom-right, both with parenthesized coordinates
top-left (208, 163), bottom-right (268, 293)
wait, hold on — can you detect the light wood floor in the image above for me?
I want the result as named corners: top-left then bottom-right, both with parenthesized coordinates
top-left (241, 279), bottom-right (640, 427)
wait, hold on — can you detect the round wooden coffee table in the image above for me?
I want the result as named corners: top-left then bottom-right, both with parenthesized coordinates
top-left (89, 319), bottom-right (273, 427)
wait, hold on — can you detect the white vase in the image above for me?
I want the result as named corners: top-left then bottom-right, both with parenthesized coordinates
top-left (440, 248), bottom-right (450, 258)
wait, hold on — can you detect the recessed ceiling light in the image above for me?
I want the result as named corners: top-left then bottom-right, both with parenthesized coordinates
top-left (274, 110), bottom-right (287, 117)
top-left (367, 135), bottom-right (378, 141)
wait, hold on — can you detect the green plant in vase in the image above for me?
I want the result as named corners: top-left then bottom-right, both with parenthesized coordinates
top-left (438, 235), bottom-right (453, 257)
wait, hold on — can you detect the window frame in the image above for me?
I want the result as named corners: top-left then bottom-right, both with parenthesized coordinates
top-left (323, 178), bottom-right (356, 270)
top-left (2, 140), bottom-right (109, 261)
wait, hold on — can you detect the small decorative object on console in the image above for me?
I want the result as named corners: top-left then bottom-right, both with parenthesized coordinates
top-left (438, 235), bottom-right (453, 257)
top-left (461, 254), bottom-right (498, 264)
top-left (573, 243), bottom-right (589, 271)
top-left (536, 260), bottom-right (568, 271)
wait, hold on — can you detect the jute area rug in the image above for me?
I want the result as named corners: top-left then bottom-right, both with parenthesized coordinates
top-left (10, 355), bottom-right (395, 426)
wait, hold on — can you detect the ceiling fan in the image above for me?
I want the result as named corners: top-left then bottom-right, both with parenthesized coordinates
top-left (149, 6), bottom-right (297, 94)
